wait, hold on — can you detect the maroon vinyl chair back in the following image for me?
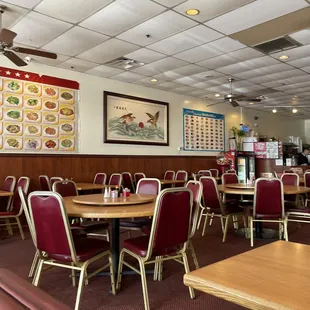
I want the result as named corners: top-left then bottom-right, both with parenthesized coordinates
top-left (305, 172), bottom-right (310, 199)
top-left (50, 177), bottom-right (64, 187)
top-left (38, 175), bottom-right (51, 191)
top-left (109, 173), bottom-right (122, 187)
top-left (136, 178), bottom-right (161, 195)
top-left (200, 177), bottom-right (222, 213)
top-left (11, 177), bottom-right (30, 214)
top-left (222, 173), bottom-right (239, 185)
top-left (164, 171), bottom-right (175, 180)
top-left (52, 180), bottom-right (78, 197)
top-left (122, 172), bottom-right (135, 192)
top-left (28, 192), bottom-right (74, 261)
top-left (209, 169), bottom-right (219, 178)
top-left (186, 181), bottom-right (202, 236)
top-left (175, 170), bottom-right (188, 187)
top-left (2, 176), bottom-right (16, 192)
top-left (198, 170), bottom-right (211, 177)
top-left (93, 173), bottom-right (107, 185)
top-left (227, 169), bottom-right (237, 174)
top-left (146, 188), bottom-right (192, 259)
top-left (253, 178), bottom-right (284, 218)
top-left (281, 173), bottom-right (299, 186)
top-left (134, 173), bottom-right (146, 185)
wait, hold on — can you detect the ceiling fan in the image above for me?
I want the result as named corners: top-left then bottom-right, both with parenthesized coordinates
top-left (0, 5), bottom-right (57, 67)
top-left (207, 77), bottom-right (265, 107)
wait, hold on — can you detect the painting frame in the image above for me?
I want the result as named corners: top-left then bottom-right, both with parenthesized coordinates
top-left (103, 91), bottom-right (169, 146)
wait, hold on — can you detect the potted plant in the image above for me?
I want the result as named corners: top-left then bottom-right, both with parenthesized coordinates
top-left (231, 126), bottom-right (246, 151)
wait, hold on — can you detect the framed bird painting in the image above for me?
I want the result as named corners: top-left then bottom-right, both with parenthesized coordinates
top-left (103, 91), bottom-right (169, 146)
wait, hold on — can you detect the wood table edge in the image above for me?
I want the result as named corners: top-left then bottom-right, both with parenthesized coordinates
top-left (183, 274), bottom-right (288, 310)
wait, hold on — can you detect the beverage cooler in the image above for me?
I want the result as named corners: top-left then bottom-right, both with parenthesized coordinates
top-left (235, 151), bottom-right (256, 183)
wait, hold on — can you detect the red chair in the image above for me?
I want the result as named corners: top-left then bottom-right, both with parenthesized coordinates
top-left (198, 170), bottom-right (211, 176)
top-left (93, 173), bottom-right (107, 185)
top-left (38, 175), bottom-right (51, 191)
top-left (281, 173), bottom-right (301, 207)
top-left (305, 172), bottom-right (310, 207)
top-left (200, 176), bottom-right (244, 242)
top-left (221, 172), bottom-right (240, 203)
top-left (175, 170), bottom-right (188, 187)
top-left (108, 173), bottom-right (122, 188)
top-left (27, 191), bottom-right (115, 310)
top-left (227, 169), bottom-right (237, 173)
top-left (0, 176), bottom-right (30, 240)
top-left (50, 177), bottom-right (63, 187)
top-left (116, 188), bottom-right (195, 310)
top-left (164, 170), bottom-right (175, 180)
top-left (209, 169), bottom-right (219, 178)
top-left (1, 176), bottom-right (16, 210)
top-left (249, 178), bottom-right (288, 247)
top-left (121, 172), bottom-right (135, 193)
top-left (120, 178), bottom-right (161, 234)
top-left (134, 172), bottom-right (146, 186)
top-left (53, 180), bottom-right (110, 240)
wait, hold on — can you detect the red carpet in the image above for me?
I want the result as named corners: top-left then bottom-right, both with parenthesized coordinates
top-left (1, 221), bottom-right (308, 309)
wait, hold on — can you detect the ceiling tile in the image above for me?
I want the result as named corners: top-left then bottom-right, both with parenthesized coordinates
top-left (248, 69), bottom-right (301, 84)
top-left (302, 66), bottom-right (310, 73)
top-left (77, 38), bottom-right (139, 64)
top-left (117, 10), bottom-right (197, 46)
top-left (42, 26), bottom-right (109, 57)
top-left (147, 25), bottom-right (223, 55)
top-left (111, 71), bottom-right (146, 83)
top-left (174, 0), bottom-right (254, 22)
top-left (191, 82), bottom-right (208, 89)
top-left (154, 82), bottom-right (182, 89)
top-left (187, 89), bottom-right (209, 97)
top-left (286, 87), bottom-right (310, 95)
top-left (0, 1), bottom-right (28, 28)
top-left (216, 56), bottom-right (279, 75)
top-left (132, 57), bottom-right (188, 76)
top-left (289, 29), bottom-right (310, 45)
top-left (35, 0), bottom-right (113, 23)
top-left (59, 58), bottom-right (99, 72)
top-left (80, 0), bottom-right (165, 36)
top-left (152, 71), bottom-right (183, 81)
top-left (3, 0), bottom-right (41, 8)
top-left (261, 73), bottom-right (309, 88)
top-left (205, 0), bottom-right (308, 35)
top-left (272, 44), bottom-right (310, 62)
top-left (153, 0), bottom-right (186, 7)
top-left (173, 86), bottom-right (198, 93)
top-left (134, 78), bottom-right (165, 87)
top-left (274, 81), bottom-right (310, 91)
top-left (173, 77), bottom-right (198, 85)
top-left (124, 48), bottom-right (166, 64)
top-left (85, 65), bottom-right (124, 78)
top-left (197, 47), bottom-right (264, 69)
top-left (31, 53), bottom-right (70, 66)
top-left (190, 70), bottom-right (224, 82)
top-left (288, 56), bottom-right (310, 68)
top-left (11, 12), bottom-right (71, 47)
top-left (170, 64), bottom-right (206, 76)
top-left (174, 37), bottom-right (245, 63)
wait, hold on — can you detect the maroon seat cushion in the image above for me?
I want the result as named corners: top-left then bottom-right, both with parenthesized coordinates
top-left (71, 221), bottom-right (109, 232)
top-left (0, 211), bottom-right (18, 217)
top-left (120, 218), bottom-right (152, 228)
top-left (255, 213), bottom-right (283, 219)
top-left (48, 238), bottom-right (110, 262)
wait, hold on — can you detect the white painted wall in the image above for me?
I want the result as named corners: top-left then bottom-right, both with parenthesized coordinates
top-left (0, 57), bottom-right (306, 155)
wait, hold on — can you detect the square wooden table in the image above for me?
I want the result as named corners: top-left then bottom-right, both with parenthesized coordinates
top-left (184, 241), bottom-right (310, 310)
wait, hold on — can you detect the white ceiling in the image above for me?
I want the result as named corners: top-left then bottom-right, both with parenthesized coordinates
top-left (1, 0), bottom-right (310, 118)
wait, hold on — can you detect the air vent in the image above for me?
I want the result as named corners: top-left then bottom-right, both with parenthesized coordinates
top-left (253, 36), bottom-right (301, 54)
top-left (104, 57), bottom-right (144, 70)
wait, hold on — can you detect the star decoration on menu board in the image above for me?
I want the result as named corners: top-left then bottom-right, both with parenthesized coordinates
top-left (5, 70), bottom-right (11, 75)
top-left (25, 74), bottom-right (30, 79)
top-left (15, 72), bottom-right (20, 77)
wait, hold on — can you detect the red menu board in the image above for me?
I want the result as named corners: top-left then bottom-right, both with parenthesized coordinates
top-left (254, 142), bottom-right (279, 159)
top-left (0, 66), bottom-right (79, 152)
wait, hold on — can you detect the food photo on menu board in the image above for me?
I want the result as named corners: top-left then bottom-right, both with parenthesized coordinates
top-left (0, 66), bottom-right (78, 152)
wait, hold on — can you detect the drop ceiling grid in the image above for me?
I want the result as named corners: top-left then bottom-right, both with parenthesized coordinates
top-left (1, 0), bottom-right (310, 117)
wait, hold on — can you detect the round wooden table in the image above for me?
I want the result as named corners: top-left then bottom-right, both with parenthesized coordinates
top-left (64, 194), bottom-right (156, 277)
top-left (226, 183), bottom-right (254, 189)
top-left (0, 190), bottom-right (13, 197)
top-left (75, 183), bottom-right (119, 191)
top-left (159, 179), bottom-right (186, 185)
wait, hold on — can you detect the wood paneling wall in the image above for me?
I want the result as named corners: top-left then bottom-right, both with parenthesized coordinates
top-left (0, 154), bottom-right (217, 191)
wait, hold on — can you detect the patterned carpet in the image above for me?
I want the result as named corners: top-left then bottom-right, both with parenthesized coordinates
top-left (1, 220), bottom-right (309, 310)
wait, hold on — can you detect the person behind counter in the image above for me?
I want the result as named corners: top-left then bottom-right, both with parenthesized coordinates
top-left (297, 148), bottom-right (310, 165)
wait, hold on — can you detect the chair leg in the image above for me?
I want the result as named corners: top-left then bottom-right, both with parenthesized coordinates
top-left (28, 250), bottom-right (40, 278)
top-left (182, 252), bottom-right (195, 299)
top-left (222, 215), bottom-right (229, 243)
top-left (250, 217), bottom-right (254, 247)
top-left (106, 229), bottom-right (110, 242)
top-left (108, 254), bottom-right (116, 295)
top-left (284, 220), bottom-right (289, 242)
top-left (4, 219), bottom-right (13, 236)
top-left (16, 217), bottom-right (25, 240)
top-left (278, 222), bottom-right (283, 240)
top-left (75, 265), bottom-right (86, 310)
top-left (153, 257), bottom-right (159, 281)
top-left (71, 263), bottom-right (76, 287)
top-left (158, 256), bottom-right (163, 281)
top-left (116, 250), bottom-right (125, 291)
top-left (32, 258), bottom-right (44, 286)
top-left (232, 215), bottom-right (239, 229)
top-left (138, 258), bottom-right (150, 310)
top-left (188, 239), bottom-right (199, 270)
top-left (197, 208), bottom-right (204, 229)
top-left (209, 212), bottom-right (214, 226)
top-left (220, 216), bottom-right (224, 233)
top-left (202, 213), bottom-right (209, 236)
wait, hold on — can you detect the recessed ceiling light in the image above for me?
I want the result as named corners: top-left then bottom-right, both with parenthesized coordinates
top-left (279, 55), bottom-right (289, 60)
top-left (186, 9), bottom-right (200, 16)
top-left (215, 93), bottom-right (221, 97)
top-left (292, 108), bottom-right (298, 113)
top-left (249, 102), bottom-right (254, 105)
top-left (151, 78), bottom-right (158, 82)
top-left (272, 109), bottom-right (277, 113)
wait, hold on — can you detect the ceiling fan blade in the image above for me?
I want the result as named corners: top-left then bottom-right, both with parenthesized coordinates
top-left (13, 47), bottom-right (57, 59)
top-left (238, 98), bottom-right (262, 102)
top-left (206, 101), bottom-right (225, 107)
top-left (230, 100), bottom-right (240, 107)
top-left (0, 28), bottom-right (17, 46)
top-left (3, 51), bottom-right (27, 66)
